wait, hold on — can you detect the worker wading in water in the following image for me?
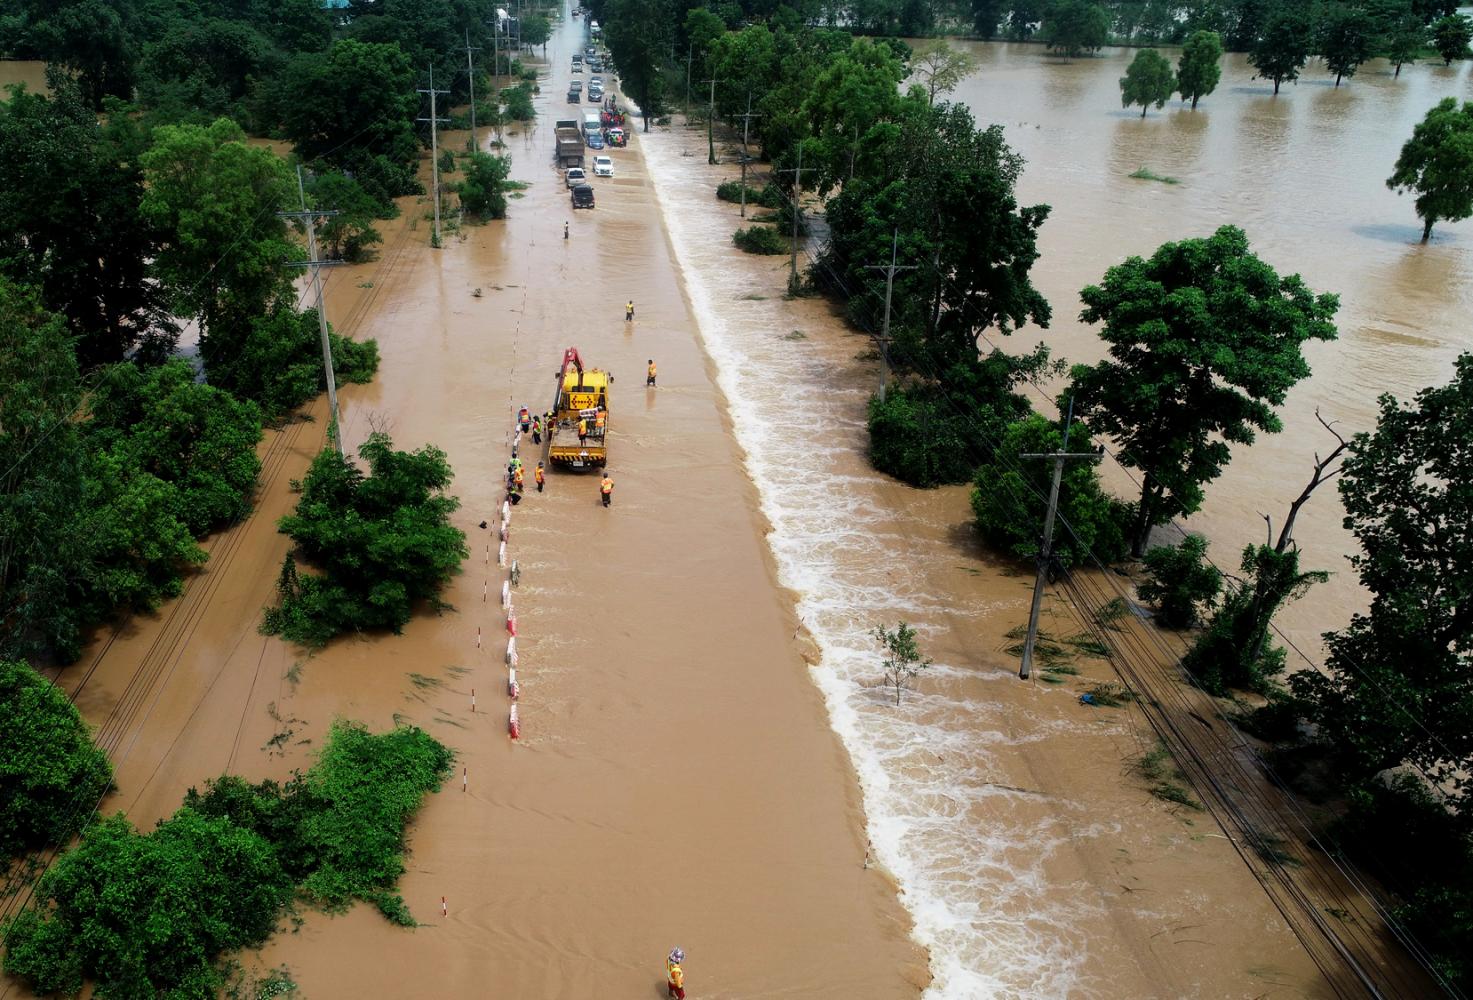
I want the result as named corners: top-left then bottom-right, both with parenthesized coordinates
top-left (600, 474), bottom-right (614, 507)
top-left (625, 300), bottom-right (635, 321)
top-left (666, 948), bottom-right (686, 999)
top-left (535, 462), bottom-right (545, 493)
top-left (647, 359), bottom-right (656, 387)
top-left (518, 406), bottom-right (530, 432)
top-left (531, 416), bottom-right (542, 445)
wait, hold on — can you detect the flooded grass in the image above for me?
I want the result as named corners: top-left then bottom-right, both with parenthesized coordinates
top-left (1129, 166), bottom-right (1180, 184)
top-left (1134, 742), bottom-right (1203, 811)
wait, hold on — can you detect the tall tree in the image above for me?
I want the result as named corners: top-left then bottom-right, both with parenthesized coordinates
top-left (0, 79), bottom-right (173, 368)
top-left (1064, 225), bottom-right (1339, 556)
top-left (1249, 8), bottom-right (1312, 94)
top-left (1041, 0), bottom-right (1111, 59)
top-left (1119, 47), bottom-right (1174, 117)
top-left (1319, 4), bottom-right (1375, 85)
top-left (1294, 354), bottom-right (1473, 814)
top-left (19, 0), bottom-right (138, 109)
top-left (972, 0), bottom-right (1008, 37)
top-left (1386, 97), bottom-right (1473, 242)
top-left (139, 118), bottom-right (295, 374)
top-left (1382, 12), bottom-right (1426, 77)
top-left (911, 39), bottom-right (977, 105)
top-left (605, 0), bottom-right (673, 131)
top-left (1431, 13), bottom-right (1473, 64)
top-left (1176, 29), bottom-right (1223, 109)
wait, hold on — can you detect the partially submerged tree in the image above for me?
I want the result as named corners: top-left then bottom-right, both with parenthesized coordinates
top-left (1120, 48), bottom-right (1174, 118)
top-left (1065, 225), bottom-right (1339, 556)
top-left (1041, 0), bottom-right (1111, 60)
top-left (1176, 29), bottom-right (1223, 110)
top-left (458, 151), bottom-right (512, 221)
top-left (911, 39), bottom-right (977, 105)
top-left (1431, 13), bottom-right (1473, 65)
top-left (1387, 97), bottom-right (1473, 242)
top-left (1319, 4), bottom-right (1375, 85)
top-left (1139, 534), bottom-right (1222, 629)
top-left (872, 621), bottom-right (933, 705)
top-left (1249, 10), bottom-right (1312, 94)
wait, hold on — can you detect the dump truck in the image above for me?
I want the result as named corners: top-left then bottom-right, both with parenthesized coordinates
top-left (547, 347), bottom-right (609, 469)
top-left (554, 119), bottom-right (585, 168)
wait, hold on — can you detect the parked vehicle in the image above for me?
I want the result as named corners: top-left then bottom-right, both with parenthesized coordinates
top-left (571, 183), bottom-right (595, 210)
top-left (586, 132), bottom-right (605, 150)
top-left (566, 88), bottom-right (580, 103)
top-left (590, 19), bottom-right (601, 34)
top-left (572, 6), bottom-right (582, 15)
top-left (565, 166), bottom-right (587, 188)
top-left (581, 108), bottom-right (602, 136)
top-left (588, 85), bottom-right (603, 102)
top-left (592, 155), bottom-right (614, 177)
top-left (571, 60), bottom-right (582, 72)
top-left (605, 127), bottom-right (626, 147)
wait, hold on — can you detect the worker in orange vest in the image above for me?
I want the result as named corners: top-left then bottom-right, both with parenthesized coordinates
top-left (535, 462), bottom-right (545, 493)
top-left (646, 359), bottom-right (656, 387)
top-left (665, 948), bottom-right (686, 999)
top-left (600, 473), bottom-right (614, 507)
top-left (518, 406), bottom-right (531, 432)
top-left (595, 408), bottom-right (606, 435)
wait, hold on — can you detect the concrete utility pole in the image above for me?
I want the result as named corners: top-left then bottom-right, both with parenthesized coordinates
top-left (466, 30), bottom-right (482, 153)
top-left (1018, 402), bottom-right (1101, 679)
top-left (736, 90), bottom-right (762, 219)
top-left (280, 166), bottom-right (345, 458)
top-left (702, 77), bottom-right (718, 164)
top-left (685, 40), bottom-right (694, 121)
top-left (780, 143), bottom-right (811, 296)
top-left (865, 230), bottom-right (915, 403)
top-left (417, 65), bottom-right (451, 248)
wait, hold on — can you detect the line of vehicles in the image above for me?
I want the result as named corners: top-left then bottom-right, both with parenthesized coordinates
top-left (557, 38), bottom-right (630, 210)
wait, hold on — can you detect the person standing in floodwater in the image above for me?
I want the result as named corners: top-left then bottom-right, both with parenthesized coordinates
top-left (564, 220), bottom-right (569, 240)
top-left (647, 359), bottom-right (657, 387)
top-left (666, 948), bottom-right (686, 999)
top-left (531, 415), bottom-right (542, 445)
top-left (600, 473), bottom-right (614, 507)
top-left (535, 462), bottom-right (545, 492)
top-left (625, 300), bottom-right (635, 321)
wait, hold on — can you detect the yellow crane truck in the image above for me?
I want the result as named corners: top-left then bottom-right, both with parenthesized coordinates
top-left (547, 347), bottom-right (609, 469)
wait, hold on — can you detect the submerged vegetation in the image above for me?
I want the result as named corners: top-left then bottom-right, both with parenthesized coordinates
top-left (1, 721), bottom-right (451, 997)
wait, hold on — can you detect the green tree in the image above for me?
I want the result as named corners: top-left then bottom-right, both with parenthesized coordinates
top-left (1431, 13), bottom-right (1472, 64)
top-left (457, 151), bottom-right (512, 220)
top-left (1119, 48), bottom-right (1174, 117)
top-left (605, 0), bottom-right (672, 131)
top-left (1383, 13), bottom-right (1426, 77)
top-left (911, 39), bottom-right (977, 105)
top-left (306, 170), bottom-right (390, 263)
top-left (1293, 355), bottom-right (1473, 815)
top-left (1138, 534), bottom-right (1222, 628)
top-left (215, 304), bottom-right (379, 420)
top-left (801, 36), bottom-right (909, 195)
top-left (1176, 29), bottom-right (1223, 109)
top-left (0, 79), bottom-right (173, 368)
top-left (521, 13), bottom-right (551, 52)
top-left (1386, 97), bottom-right (1473, 242)
top-left (264, 433), bottom-right (467, 646)
top-left (268, 39), bottom-right (421, 202)
top-left (137, 17), bottom-right (276, 122)
top-left (1319, 4), bottom-right (1375, 85)
top-left (683, 6), bottom-right (726, 88)
top-left (0, 659), bottom-right (113, 857)
top-left (139, 118), bottom-right (296, 375)
top-left (972, 0), bottom-right (1008, 37)
top-left (19, 0), bottom-right (137, 109)
top-left (86, 360), bottom-right (264, 536)
top-left (1248, 9), bottom-right (1312, 94)
top-left (1041, 0), bottom-right (1111, 59)
top-left (871, 621), bottom-right (933, 705)
top-left (1064, 225), bottom-right (1339, 556)
top-left (970, 413), bottom-right (1130, 570)
top-left (0, 278), bottom-right (90, 661)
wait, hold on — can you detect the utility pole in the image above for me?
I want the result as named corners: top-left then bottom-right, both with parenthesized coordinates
top-left (1018, 401), bottom-right (1101, 679)
top-left (417, 65), bottom-right (451, 248)
top-left (736, 90), bottom-right (762, 219)
top-left (865, 230), bottom-right (915, 403)
top-left (685, 40), bottom-right (694, 121)
top-left (280, 166), bottom-right (345, 458)
top-left (702, 77), bottom-right (718, 164)
top-left (492, 13), bottom-right (500, 90)
top-left (780, 143), bottom-right (811, 296)
top-left (466, 30), bottom-right (482, 152)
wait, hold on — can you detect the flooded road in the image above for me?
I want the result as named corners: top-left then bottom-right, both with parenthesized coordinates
top-left (949, 43), bottom-right (1473, 666)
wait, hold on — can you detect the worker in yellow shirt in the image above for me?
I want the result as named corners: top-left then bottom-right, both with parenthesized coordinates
top-left (625, 300), bottom-right (635, 321)
top-left (646, 359), bottom-right (657, 387)
top-left (600, 473), bottom-right (614, 507)
top-left (665, 947), bottom-right (686, 999)
top-left (578, 417), bottom-right (588, 445)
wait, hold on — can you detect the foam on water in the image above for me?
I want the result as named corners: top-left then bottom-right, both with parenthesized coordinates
top-left (642, 131), bottom-right (1102, 999)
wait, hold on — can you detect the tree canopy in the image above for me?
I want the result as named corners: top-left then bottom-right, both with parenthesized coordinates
top-left (1120, 48), bottom-right (1174, 117)
top-left (1386, 97), bottom-right (1473, 242)
top-left (1249, 9), bottom-right (1312, 93)
top-left (1318, 4), bottom-right (1375, 85)
top-left (1431, 13), bottom-right (1473, 65)
top-left (1176, 29), bottom-right (1223, 109)
top-left (1064, 225), bottom-right (1339, 556)
top-left (1041, 0), bottom-right (1111, 59)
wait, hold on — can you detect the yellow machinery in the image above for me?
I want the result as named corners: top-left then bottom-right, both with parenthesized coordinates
top-left (547, 347), bottom-right (610, 468)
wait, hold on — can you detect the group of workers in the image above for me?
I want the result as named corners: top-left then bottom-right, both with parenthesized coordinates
top-left (504, 455), bottom-right (545, 505)
top-left (508, 403), bottom-right (615, 508)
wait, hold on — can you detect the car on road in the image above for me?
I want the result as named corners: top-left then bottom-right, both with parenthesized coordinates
top-left (587, 85), bottom-right (603, 102)
top-left (592, 155), bottom-right (614, 177)
top-left (572, 6), bottom-right (582, 15)
top-left (605, 127), bottom-right (626, 147)
top-left (571, 60), bottom-right (581, 72)
top-left (571, 183), bottom-right (595, 209)
top-left (586, 131), bottom-right (605, 149)
top-left (566, 88), bottom-right (580, 103)
top-left (565, 167), bottom-right (586, 188)
top-left (589, 58), bottom-right (604, 72)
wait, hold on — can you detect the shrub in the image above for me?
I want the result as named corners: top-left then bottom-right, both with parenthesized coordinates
top-left (867, 384), bottom-right (983, 487)
top-left (501, 84), bottom-right (534, 122)
top-left (971, 414), bottom-right (1130, 569)
top-left (732, 225), bottom-right (787, 255)
top-left (305, 170), bottom-right (392, 263)
top-left (263, 433), bottom-right (467, 646)
top-left (1138, 534), bottom-right (1222, 629)
top-left (437, 149), bottom-right (456, 175)
top-left (212, 305), bottom-right (378, 421)
top-left (716, 180), bottom-right (763, 203)
top-left (0, 660), bottom-right (113, 857)
top-left (458, 151), bottom-right (512, 220)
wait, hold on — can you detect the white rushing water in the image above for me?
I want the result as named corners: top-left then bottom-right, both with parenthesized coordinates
top-left (641, 129), bottom-right (1112, 999)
